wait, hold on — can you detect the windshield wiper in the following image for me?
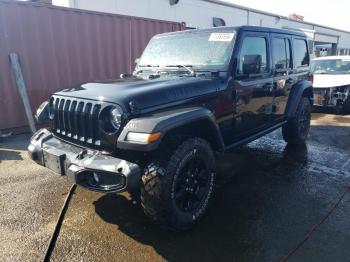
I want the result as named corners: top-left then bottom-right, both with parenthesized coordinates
top-left (135, 64), bottom-right (161, 75)
top-left (164, 64), bottom-right (196, 76)
top-left (138, 64), bottom-right (160, 68)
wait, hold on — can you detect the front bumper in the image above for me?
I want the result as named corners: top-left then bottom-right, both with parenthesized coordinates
top-left (28, 129), bottom-right (140, 193)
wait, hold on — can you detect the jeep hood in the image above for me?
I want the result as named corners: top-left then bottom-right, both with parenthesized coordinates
top-left (313, 74), bottom-right (350, 88)
top-left (54, 77), bottom-right (221, 111)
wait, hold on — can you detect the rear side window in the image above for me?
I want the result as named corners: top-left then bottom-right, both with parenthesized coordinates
top-left (239, 36), bottom-right (268, 73)
top-left (272, 38), bottom-right (290, 70)
top-left (293, 39), bottom-right (309, 67)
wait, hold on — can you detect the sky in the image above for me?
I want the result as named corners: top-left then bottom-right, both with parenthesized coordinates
top-left (52, 0), bottom-right (350, 31)
top-left (224, 0), bottom-right (350, 31)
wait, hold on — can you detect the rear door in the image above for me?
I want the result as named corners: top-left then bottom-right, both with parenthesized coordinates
top-left (271, 35), bottom-right (310, 121)
top-left (270, 34), bottom-right (293, 121)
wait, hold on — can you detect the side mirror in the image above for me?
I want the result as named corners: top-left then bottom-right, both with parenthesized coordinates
top-left (242, 54), bottom-right (262, 75)
top-left (134, 58), bottom-right (140, 66)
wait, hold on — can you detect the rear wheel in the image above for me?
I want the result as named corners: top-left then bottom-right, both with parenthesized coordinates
top-left (282, 97), bottom-right (311, 144)
top-left (140, 137), bottom-right (216, 231)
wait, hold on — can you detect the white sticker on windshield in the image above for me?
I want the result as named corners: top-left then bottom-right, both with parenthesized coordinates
top-left (209, 33), bottom-right (235, 42)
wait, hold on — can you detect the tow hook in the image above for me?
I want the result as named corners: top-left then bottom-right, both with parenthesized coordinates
top-left (77, 149), bottom-right (88, 160)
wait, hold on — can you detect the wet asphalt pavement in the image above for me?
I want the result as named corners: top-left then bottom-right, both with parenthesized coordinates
top-left (1, 113), bottom-right (350, 262)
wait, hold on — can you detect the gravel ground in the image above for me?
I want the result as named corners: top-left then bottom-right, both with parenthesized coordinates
top-left (0, 113), bottom-right (349, 262)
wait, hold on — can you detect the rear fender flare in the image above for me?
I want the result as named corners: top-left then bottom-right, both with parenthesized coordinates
top-left (285, 80), bottom-right (313, 119)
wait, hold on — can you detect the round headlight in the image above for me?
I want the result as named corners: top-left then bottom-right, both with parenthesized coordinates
top-left (110, 107), bottom-right (122, 130)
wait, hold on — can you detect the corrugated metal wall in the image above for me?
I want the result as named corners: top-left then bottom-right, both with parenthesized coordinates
top-left (0, 0), bottom-right (184, 132)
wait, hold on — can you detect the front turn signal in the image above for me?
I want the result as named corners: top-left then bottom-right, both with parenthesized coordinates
top-left (147, 132), bottom-right (162, 143)
top-left (126, 132), bottom-right (162, 143)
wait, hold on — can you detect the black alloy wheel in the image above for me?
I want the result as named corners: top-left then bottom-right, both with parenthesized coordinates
top-left (174, 157), bottom-right (211, 212)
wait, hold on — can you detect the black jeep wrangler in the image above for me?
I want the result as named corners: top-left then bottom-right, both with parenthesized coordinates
top-left (29, 26), bottom-right (313, 231)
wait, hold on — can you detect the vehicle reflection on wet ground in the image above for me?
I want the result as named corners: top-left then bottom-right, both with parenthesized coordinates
top-left (0, 113), bottom-right (349, 262)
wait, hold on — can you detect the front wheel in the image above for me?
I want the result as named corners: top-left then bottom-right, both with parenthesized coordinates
top-left (282, 97), bottom-right (311, 144)
top-left (140, 137), bottom-right (216, 231)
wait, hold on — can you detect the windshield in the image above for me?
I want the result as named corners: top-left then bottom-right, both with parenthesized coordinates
top-left (138, 31), bottom-right (236, 70)
top-left (311, 59), bottom-right (350, 74)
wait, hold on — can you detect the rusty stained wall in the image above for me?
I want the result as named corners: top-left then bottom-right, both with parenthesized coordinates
top-left (0, 0), bottom-right (184, 131)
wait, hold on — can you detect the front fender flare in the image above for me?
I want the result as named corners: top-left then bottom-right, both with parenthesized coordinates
top-left (117, 106), bottom-right (224, 152)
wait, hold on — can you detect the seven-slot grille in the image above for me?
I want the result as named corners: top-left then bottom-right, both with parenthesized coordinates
top-left (51, 96), bottom-right (102, 146)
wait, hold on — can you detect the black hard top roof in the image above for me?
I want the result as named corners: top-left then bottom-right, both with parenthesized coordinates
top-left (158, 25), bottom-right (307, 38)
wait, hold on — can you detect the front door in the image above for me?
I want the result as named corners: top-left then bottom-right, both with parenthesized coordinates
top-left (231, 32), bottom-right (274, 140)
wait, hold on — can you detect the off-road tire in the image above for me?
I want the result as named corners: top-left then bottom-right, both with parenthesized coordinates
top-left (282, 97), bottom-right (311, 144)
top-left (140, 137), bottom-right (216, 231)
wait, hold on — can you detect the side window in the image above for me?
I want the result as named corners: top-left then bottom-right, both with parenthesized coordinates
top-left (293, 39), bottom-right (309, 67)
top-left (272, 37), bottom-right (292, 70)
top-left (239, 36), bottom-right (268, 74)
top-left (272, 38), bottom-right (287, 70)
